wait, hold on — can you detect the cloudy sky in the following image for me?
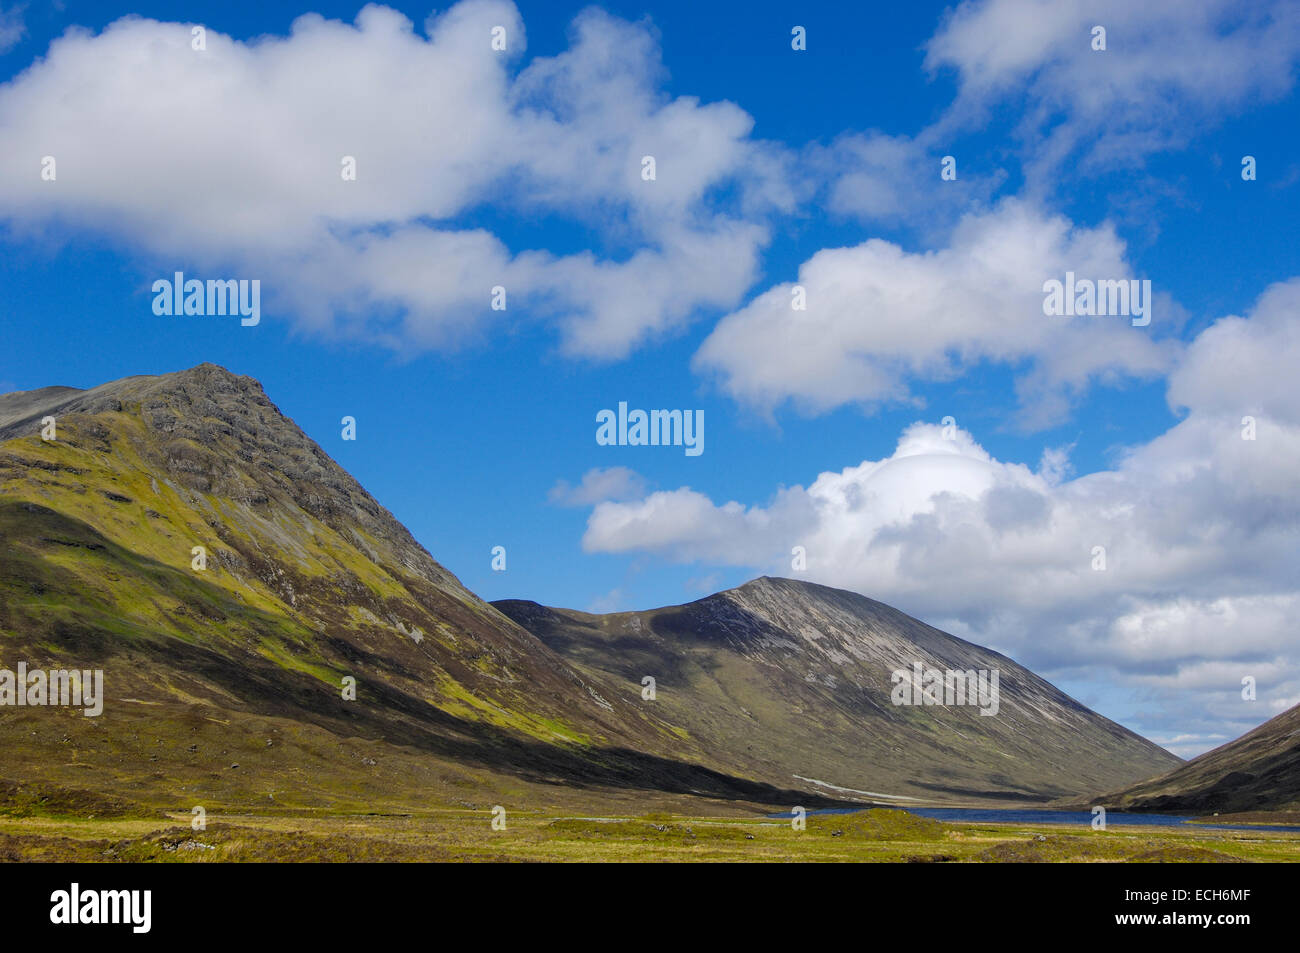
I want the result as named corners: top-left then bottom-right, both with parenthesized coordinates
top-left (1, 0), bottom-right (1298, 757)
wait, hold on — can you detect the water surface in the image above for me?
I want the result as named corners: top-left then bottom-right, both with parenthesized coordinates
top-left (778, 806), bottom-right (1300, 835)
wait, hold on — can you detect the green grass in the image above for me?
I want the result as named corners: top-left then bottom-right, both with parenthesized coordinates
top-left (2, 808), bottom-right (1298, 862)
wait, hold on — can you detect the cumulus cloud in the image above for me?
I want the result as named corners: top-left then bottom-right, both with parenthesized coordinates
top-left (926, 0), bottom-right (1300, 180)
top-left (0, 1), bottom-right (790, 357)
top-left (1167, 279), bottom-right (1300, 424)
top-left (596, 281), bottom-right (1300, 751)
top-left (693, 199), bottom-right (1176, 427)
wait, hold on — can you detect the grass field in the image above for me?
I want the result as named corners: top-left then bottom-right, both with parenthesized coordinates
top-left (3, 807), bottom-right (1298, 862)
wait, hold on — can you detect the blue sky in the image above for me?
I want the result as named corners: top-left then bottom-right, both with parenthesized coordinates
top-left (1, 0), bottom-right (1299, 755)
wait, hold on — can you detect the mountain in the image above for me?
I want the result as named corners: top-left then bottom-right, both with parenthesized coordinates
top-left (495, 578), bottom-right (1182, 804)
top-left (0, 364), bottom-right (817, 815)
top-left (1102, 703), bottom-right (1300, 814)
top-left (0, 363), bottom-right (1179, 817)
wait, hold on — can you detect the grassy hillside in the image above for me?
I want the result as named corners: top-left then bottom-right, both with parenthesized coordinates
top-left (0, 365), bottom-right (822, 816)
top-left (1103, 703), bottom-right (1300, 814)
top-left (497, 578), bottom-right (1182, 803)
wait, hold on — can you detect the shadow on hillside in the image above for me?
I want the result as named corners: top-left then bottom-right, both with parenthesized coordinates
top-left (0, 501), bottom-right (851, 810)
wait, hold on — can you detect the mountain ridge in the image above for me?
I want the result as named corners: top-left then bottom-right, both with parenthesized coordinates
top-left (1, 363), bottom-right (1181, 815)
top-left (2, 362), bottom-right (828, 814)
top-left (495, 574), bottom-right (1182, 803)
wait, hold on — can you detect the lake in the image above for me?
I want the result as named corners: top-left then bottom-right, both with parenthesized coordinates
top-left (779, 806), bottom-right (1300, 835)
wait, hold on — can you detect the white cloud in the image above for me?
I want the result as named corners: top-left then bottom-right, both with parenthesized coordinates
top-left (585, 587), bottom-right (628, 614)
top-left (1167, 280), bottom-right (1300, 424)
top-left (817, 131), bottom-right (1006, 231)
top-left (594, 280), bottom-right (1300, 751)
top-left (0, 1), bottom-right (789, 358)
top-left (693, 199), bottom-right (1176, 427)
top-left (926, 0), bottom-right (1300, 179)
top-left (549, 466), bottom-right (648, 506)
top-left (1149, 732), bottom-right (1233, 760)
top-left (0, 5), bottom-right (22, 55)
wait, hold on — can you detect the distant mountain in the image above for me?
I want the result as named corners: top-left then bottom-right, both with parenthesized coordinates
top-left (496, 578), bottom-right (1182, 804)
top-left (0, 364), bottom-right (813, 814)
top-left (1103, 703), bottom-right (1300, 814)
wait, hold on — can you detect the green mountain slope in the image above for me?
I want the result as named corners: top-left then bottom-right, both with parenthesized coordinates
top-left (0, 363), bottom-right (1182, 816)
top-left (496, 578), bottom-right (1183, 804)
top-left (0, 364), bottom-right (813, 815)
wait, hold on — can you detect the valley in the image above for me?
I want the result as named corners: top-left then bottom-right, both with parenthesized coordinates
top-left (0, 363), bottom-right (1295, 862)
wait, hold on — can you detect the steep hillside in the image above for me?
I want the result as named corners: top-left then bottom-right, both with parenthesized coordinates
top-left (496, 578), bottom-right (1182, 803)
top-left (0, 363), bottom-right (1183, 817)
top-left (1103, 703), bottom-right (1300, 814)
top-left (0, 364), bottom-right (814, 815)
